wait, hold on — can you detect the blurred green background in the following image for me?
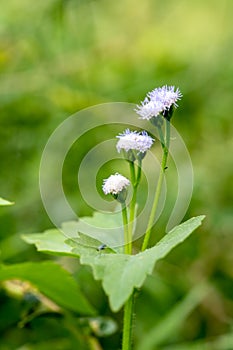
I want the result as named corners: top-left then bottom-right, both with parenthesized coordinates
top-left (0, 0), bottom-right (233, 349)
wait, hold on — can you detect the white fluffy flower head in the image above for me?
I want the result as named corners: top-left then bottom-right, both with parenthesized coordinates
top-left (102, 173), bottom-right (130, 195)
top-left (135, 98), bottom-right (164, 120)
top-left (116, 129), bottom-right (154, 153)
top-left (135, 85), bottom-right (182, 120)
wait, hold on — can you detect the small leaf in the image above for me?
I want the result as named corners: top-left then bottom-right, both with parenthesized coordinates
top-left (66, 233), bottom-right (118, 253)
top-left (0, 197), bottom-right (14, 206)
top-left (73, 216), bottom-right (205, 311)
top-left (0, 261), bottom-right (95, 315)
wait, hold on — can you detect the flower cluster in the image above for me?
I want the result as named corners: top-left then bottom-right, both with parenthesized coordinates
top-left (116, 129), bottom-right (154, 154)
top-left (135, 85), bottom-right (182, 120)
top-left (102, 84), bottom-right (182, 201)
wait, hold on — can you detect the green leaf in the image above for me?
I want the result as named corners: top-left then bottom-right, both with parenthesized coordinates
top-left (71, 216), bottom-right (205, 311)
top-left (0, 261), bottom-right (96, 315)
top-left (23, 216), bottom-right (205, 312)
top-left (66, 233), bottom-right (118, 253)
top-left (0, 197), bottom-right (14, 206)
top-left (22, 211), bottom-right (123, 255)
top-left (22, 230), bottom-right (117, 256)
top-left (60, 210), bottom-right (124, 247)
top-left (22, 229), bottom-right (76, 256)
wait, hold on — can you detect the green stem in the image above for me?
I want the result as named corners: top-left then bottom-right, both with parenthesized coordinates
top-left (129, 190), bottom-right (137, 224)
top-left (129, 161), bottom-right (136, 252)
top-left (165, 119), bottom-right (170, 150)
top-left (121, 157), bottom-right (144, 349)
top-left (128, 192), bottom-right (136, 255)
top-left (121, 203), bottom-right (130, 254)
top-left (121, 206), bottom-right (134, 349)
top-left (157, 124), bottom-right (165, 149)
top-left (122, 292), bottom-right (134, 350)
top-left (122, 159), bottom-right (142, 348)
top-left (128, 159), bottom-right (142, 254)
top-left (135, 158), bottom-right (142, 187)
top-left (129, 161), bottom-right (136, 185)
top-left (141, 121), bottom-right (170, 251)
